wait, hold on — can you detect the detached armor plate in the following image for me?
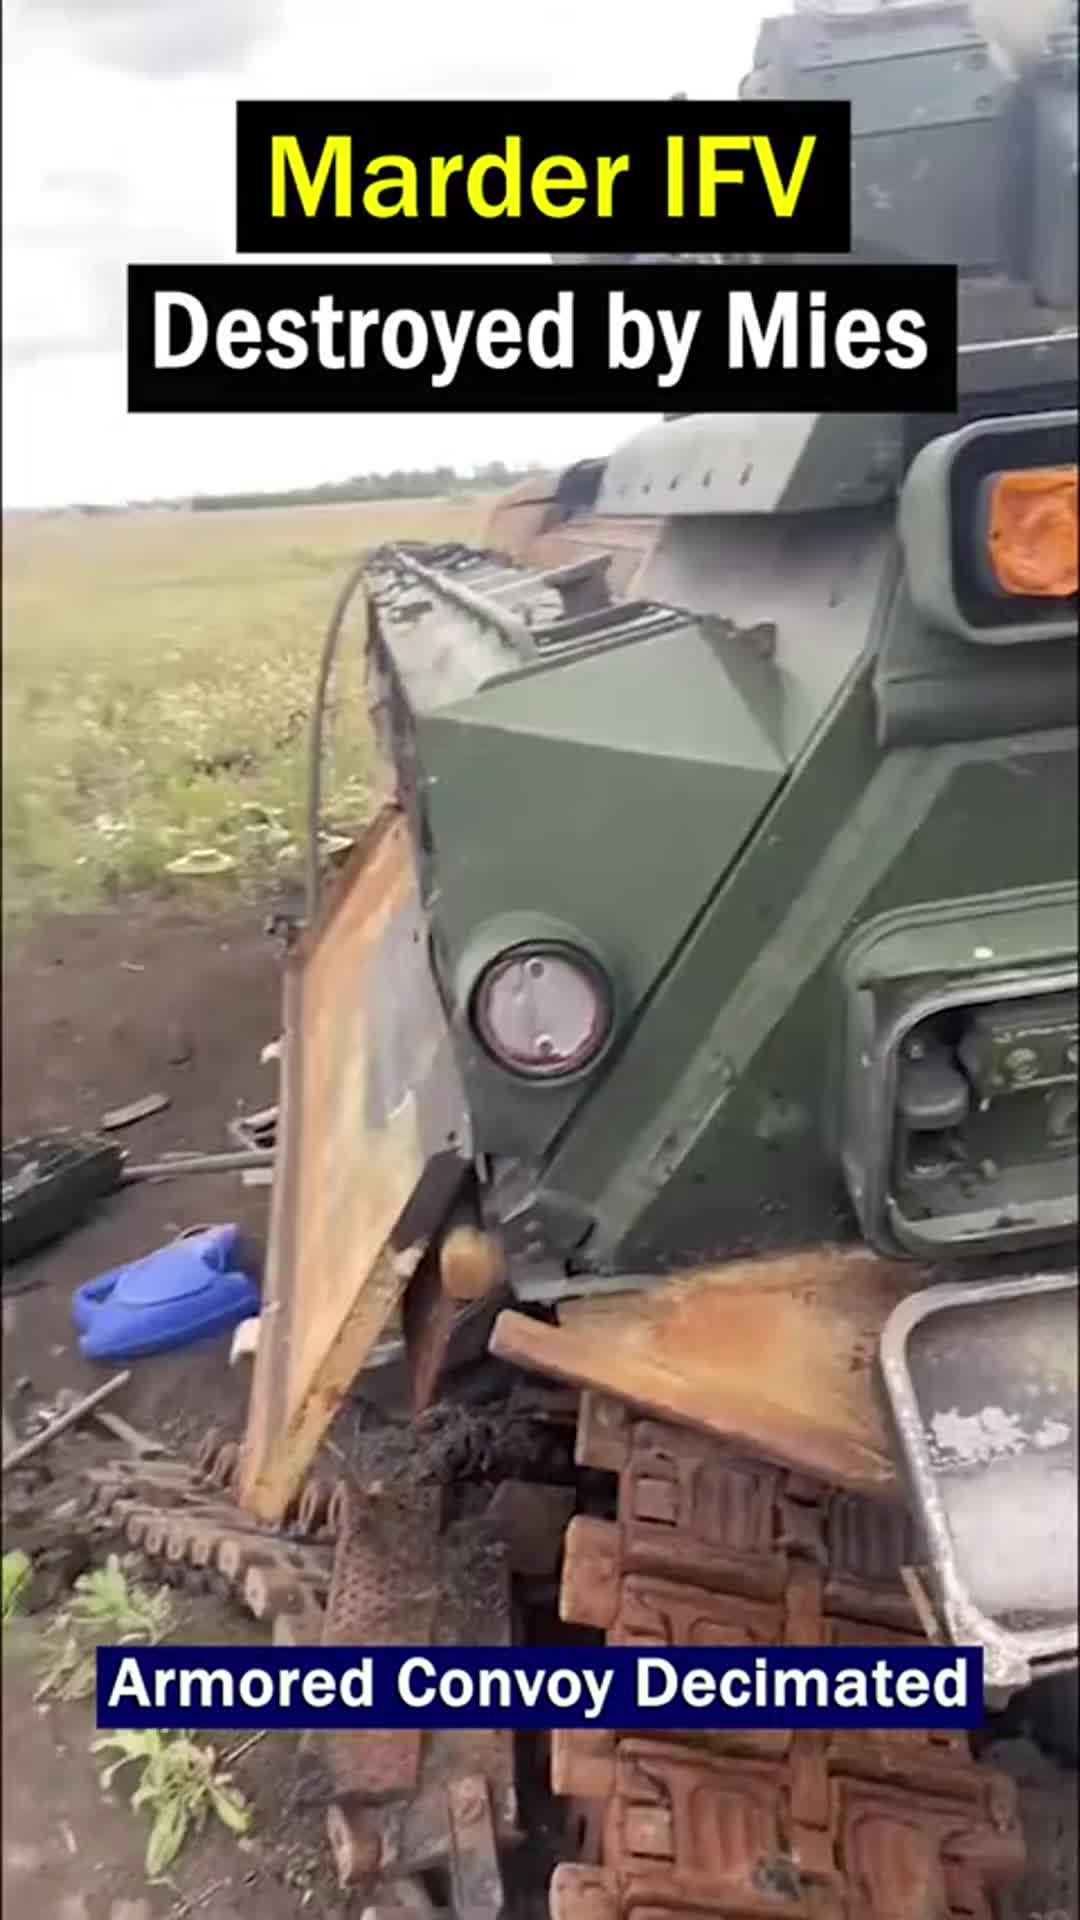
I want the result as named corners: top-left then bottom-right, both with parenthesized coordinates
top-left (880, 1269), bottom-right (1078, 1696)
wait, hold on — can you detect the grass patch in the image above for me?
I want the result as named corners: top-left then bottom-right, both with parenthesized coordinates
top-left (2, 1549), bottom-right (31, 1623)
top-left (2, 497), bottom-right (487, 923)
top-left (36, 1553), bottom-right (175, 1703)
top-left (93, 1728), bottom-right (250, 1876)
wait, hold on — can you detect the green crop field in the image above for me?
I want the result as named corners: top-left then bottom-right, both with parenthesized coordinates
top-left (2, 497), bottom-right (487, 924)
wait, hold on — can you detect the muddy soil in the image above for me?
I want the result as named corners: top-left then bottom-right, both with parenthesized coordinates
top-left (2, 903), bottom-right (1077, 1920)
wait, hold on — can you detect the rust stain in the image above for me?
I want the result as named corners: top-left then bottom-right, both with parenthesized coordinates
top-left (492, 1248), bottom-right (921, 1495)
top-left (239, 807), bottom-right (470, 1521)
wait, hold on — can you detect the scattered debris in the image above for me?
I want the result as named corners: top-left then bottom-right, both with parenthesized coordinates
top-left (221, 1731), bottom-right (268, 1769)
top-left (54, 1389), bottom-right (167, 1460)
top-left (2, 1372), bottom-right (131, 1473)
top-left (165, 849), bottom-right (237, 877)
top-left (230, 1317), bottom-right (261, 1366)
top-left (122, 1149), bottom-right (275, 1183)
top-left (164, 1022), bottom-right (195, 1067)
top-left (20, 1532), bottom-right (93, 1615)
top-left (228, 1106), bottom-right (278, 1155)
top-left (2, 1133), bottom-right (126, 1273)
top-left (72, 1227), bottom-right (259, 1363)
top-left (320, 833), bottom-right (355, 865)
top-left (100, 1093), bottom-right (171, 1132)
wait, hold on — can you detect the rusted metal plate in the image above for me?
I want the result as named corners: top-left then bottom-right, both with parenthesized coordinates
top-left (492, 1247), bottom-right (924, 1497)
top-left (880, 1270), bottom-right (1078, 1696)
top-left (238, 806), bottom-right (472, 1522)
top-left (401, 1246), bottom-right (460, 1413)
top-left (321, 1484), bottom-right (442, 1803)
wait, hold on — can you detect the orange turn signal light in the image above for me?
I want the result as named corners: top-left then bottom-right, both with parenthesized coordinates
top-left (986, 466), bottom-right (1078, 598)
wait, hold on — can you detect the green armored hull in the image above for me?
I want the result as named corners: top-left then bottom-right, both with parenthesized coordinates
top-left (365, 407), bottom-right (1077, 1278)
top-left (362, 2), bottom-right (1077, 1285)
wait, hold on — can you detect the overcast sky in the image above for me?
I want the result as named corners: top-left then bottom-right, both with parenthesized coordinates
top-left (2, 0), bottom-right (768, 506)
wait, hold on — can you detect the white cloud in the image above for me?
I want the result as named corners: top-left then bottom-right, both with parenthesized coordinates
top-left (2, 0), bottom-right (767, 505)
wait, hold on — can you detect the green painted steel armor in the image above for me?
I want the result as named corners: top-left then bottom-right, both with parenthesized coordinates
top-left (364, 0), bottom-right (1078, 1282)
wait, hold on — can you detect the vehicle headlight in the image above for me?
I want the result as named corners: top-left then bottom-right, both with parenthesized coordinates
top-left (470, 941), bottom-right (614, 1080)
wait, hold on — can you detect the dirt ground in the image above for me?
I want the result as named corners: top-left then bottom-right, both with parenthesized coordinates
top-left (2, 903), bottom-right (1077, 1920)
top-left (1, 903), bottom-right (353, 1919)
top-left (1, 901), bottom-right (281, 1440)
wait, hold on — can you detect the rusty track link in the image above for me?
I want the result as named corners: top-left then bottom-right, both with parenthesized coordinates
top-left (320, 1482), bottom-right (518, 1907)
top-left (550, 1394), bottom-right (1027, 1920)
top-left (78, 1446), bottom-right (336, 1632)
top-left (322, 1481), bottom-right (441, 1806)
top-left (78, 1439), bottom-right (517, 1915)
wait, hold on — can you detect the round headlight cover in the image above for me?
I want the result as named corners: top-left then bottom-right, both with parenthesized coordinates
top-left (471, 942), bottom-right (613, 1079)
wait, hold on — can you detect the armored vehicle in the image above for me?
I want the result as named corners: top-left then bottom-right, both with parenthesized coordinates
top-left (85, 4), bottom-right (1079, 1913)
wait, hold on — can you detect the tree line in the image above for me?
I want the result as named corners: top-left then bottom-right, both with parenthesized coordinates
top-left (188, 460), bottom-right (543, 513)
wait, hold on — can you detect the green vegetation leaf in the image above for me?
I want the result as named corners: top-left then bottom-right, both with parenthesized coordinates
top-left (1, 1550), bottom-right (32, 1623)
top-left (36, 1556), bottom-right (173, 1704)
top-left (92, 1729), bottom-right (251, 1875)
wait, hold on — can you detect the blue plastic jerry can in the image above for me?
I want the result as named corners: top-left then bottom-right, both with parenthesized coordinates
top-left (71, 1224), bottom-right (260, 1362)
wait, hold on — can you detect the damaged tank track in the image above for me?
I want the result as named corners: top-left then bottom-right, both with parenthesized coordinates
top-left (549, 1396), bottom-right (1026, 1920)
top-left (77, 1437), bottom-right (339, 1629)
top-left (78, 1400), bottom-right (1028, 1920)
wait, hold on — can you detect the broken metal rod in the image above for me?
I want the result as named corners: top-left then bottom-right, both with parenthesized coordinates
top-left (2, 1370), bottom-right (131, 1472)
top-left (54, 1388), bottom-right (166, 1459)
top-left (122, 1150), bottom-right (275, 1182)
